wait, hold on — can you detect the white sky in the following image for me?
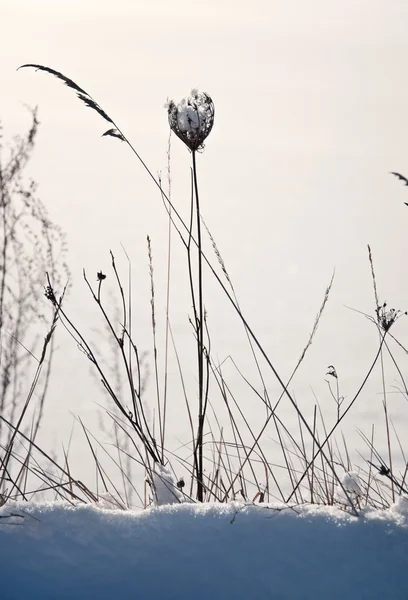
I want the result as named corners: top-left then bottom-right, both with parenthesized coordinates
top-left (2, 0), bottom-right (408, 495)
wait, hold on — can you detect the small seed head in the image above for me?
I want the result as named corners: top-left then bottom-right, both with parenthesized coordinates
top-left (375, 303), bottom-right (406, 331)
top-left (44, 285), bottom-right (57, 306)
top-left (327, 365), bottom-right (338, 379)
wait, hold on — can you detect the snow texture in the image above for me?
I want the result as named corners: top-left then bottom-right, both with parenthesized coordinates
top-left (340, 471), bottom-right (363, 496)
top-left (1, 501), bottom-right (408, 599)
top-left (152, 463), bottom-right (184, 505)
top-left (175, 92), bottom-right (205, 133)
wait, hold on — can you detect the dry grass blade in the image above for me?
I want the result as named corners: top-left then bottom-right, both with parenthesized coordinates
top-left (296, 271), bottom-right (335, 366)
top-left (201, 217), bottom-right (233, 289)
top-left (18, 64), bottom-right (114, 125)
top-left (77, 93), bottom-right (114, 124)
top-left (147, 236), bottom-right (164, 460)
top-left (367, 245), bottom-right (380, 312)
top-left (78, 417), bottom-right (126, 508)
top-left (390, 171), bottom-right (408, 187)
top-left (18, 64), bottom-right (89, 94)
top-left (102, 128), bottom-right (124, 140)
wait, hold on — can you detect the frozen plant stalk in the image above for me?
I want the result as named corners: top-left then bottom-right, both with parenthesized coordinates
top-left (166, 89), bottom-right (215, 502)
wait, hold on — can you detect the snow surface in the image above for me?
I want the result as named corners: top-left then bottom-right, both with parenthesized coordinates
top-left (1, 500), bottom-right (408, 600)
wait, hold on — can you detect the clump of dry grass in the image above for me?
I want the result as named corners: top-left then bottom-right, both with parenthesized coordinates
top-left (7, 64), bottom-right (407, 515)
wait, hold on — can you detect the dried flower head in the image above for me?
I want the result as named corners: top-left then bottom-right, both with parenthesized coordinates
top-left (375, 302), bottom-right (407, 332)
top-left (166, 89), bottom-right (214, 151)
top-left (326, 365), bottom-right (338, 379)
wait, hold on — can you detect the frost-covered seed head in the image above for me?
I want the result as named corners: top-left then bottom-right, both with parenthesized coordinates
top-left (167, 89), bottom-right (215, 151)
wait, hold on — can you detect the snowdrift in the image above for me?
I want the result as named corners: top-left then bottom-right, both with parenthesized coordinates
top-left (1, 500), bottom-right (408, 599)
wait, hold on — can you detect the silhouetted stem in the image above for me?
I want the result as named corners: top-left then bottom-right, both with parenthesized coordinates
top-left (192, 150), bottom-right (205, 502)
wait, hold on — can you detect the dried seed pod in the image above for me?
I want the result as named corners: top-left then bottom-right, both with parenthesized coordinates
top-left (167, 89), bottom-right (214, 152)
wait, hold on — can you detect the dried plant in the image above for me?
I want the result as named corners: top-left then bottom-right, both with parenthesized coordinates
top-left (164, 89), bottom-right (215, 500)
top-left (0, 111), bottom-right (70, 503)
top-left (14, 64), bottom-right (408, 515)
top-left (166, 90), bottom-right (214, 152)
top-left (0, 111), bottom-right (69, 436)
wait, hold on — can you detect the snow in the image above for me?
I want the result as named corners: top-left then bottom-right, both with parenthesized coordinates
top-left (152, 463), bottom-right (184, 505)
top-left (174, 90), bottom-right (208, 133)
top-left (340, 471), bottom-right (363, 496)
top-left (1, 501), bottom-right (408, 599)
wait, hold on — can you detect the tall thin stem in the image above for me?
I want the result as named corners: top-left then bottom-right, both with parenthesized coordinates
top-left (379, 343), bottom-right (395, 502)
top-left (192, 150), bottom-right (205, 502)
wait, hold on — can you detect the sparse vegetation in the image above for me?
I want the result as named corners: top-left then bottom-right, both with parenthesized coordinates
top-left (0, 112), bottom-right (69, 505)
top-left (1, 64), bottom-right (407, 516)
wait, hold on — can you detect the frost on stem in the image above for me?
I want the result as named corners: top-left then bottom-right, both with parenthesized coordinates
top-left (166, 89), bottom-right (214, 151)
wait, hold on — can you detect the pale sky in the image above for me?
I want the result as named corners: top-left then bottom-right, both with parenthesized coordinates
top-left (2, 0), bottom-right (408, 500)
